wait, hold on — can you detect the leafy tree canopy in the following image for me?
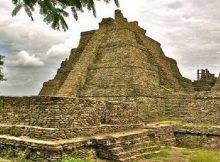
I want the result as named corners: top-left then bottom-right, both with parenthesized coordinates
top-left (0, 55), bottom-right (5, 81)
top-left (12, 0), bottom-right (119, 31)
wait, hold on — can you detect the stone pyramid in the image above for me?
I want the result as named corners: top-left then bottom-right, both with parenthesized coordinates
top-left (39, 10), bottom-right (192, 100)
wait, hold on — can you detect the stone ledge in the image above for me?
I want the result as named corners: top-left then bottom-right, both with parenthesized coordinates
top-left (0, 124), bottom-right (143, 140)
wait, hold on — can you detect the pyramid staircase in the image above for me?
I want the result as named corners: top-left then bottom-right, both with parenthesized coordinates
top-left (164, 96), bottom-right (192, 120)
top-left (96, 129), bottom-right (160, 162)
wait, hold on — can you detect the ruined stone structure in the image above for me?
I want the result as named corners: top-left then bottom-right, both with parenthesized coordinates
top-left (39, 10), bottom-right (192, 99)
top-left (0, 10), bottom-right (220, 162)
top-left (213, 73), bottom-right (220, 92)
top-left (193, 69), bottom-right (217, 91)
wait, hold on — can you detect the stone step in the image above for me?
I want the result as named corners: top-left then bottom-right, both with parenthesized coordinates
top-left (96, 129), bottom-right (161, 162)
top-left (109, 141), bottom-right (157, 153)
top-left (118, 150), bottom-right (161, 162)
top-left (165, 104), bottom-right (188, 107)
top-left (98, 136), bottom-right (153, 149)
top-left (112, 130), bottom-right (150, 139)
top-left (113, 145), bottom-right (160, 159)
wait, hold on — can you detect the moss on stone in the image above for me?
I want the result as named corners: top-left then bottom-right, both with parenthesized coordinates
top-left (0, 126), bottom-right (22, 137)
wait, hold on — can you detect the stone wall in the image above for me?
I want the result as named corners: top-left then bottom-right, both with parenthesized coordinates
top-left (1, 94), bottom-right (219, 130)
top-left (77, 93), bottom-right (220, 126)
top-left (164, 94), bottom-right (220, 125)
top-left (0, 96), bottom-right (140, 131)
top-left (0, 135), bottom-right (98, 162)
top-left (0, 124), bottom-right (141, 140)
top-left (212, 75), bottom-right (220, 92)
top-left (174, 125), bottom-right (220, 150)
top-left (0, 96), bottom-right (103, 128)
top-left (147, 124), bottom-right (220, 150)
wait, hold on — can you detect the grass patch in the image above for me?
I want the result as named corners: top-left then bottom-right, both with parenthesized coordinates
top-left (190, 149), bottom-right (220, 162)
top-left (79, 84), bottom-right (88, 91)
top-left (182, 150), bottom-right (191, 156)
top-left (160, 85), bottom-right (175, 94)
top-left (144, 151), bottom-right (169, 159)
top-left (61, 157), bottom-right (93, 162)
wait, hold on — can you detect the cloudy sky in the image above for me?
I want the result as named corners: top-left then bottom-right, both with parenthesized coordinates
top-left (0, 0), bottom-right (219, 96)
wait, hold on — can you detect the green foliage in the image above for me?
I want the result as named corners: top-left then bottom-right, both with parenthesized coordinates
top-left (8, 149), bottom-right (16, 158)
top-left (160, 85), bottom-right (175, 94)
top-left (79, 83), bottom-right (88, 91)
top-left (11, 0), bottom-right (119, 31)
top-left (190, 149), bottom-right (220, 162)
top-left (61, 157), bottom-right (93, 162)
top-left (0, 72), bottom-right (4, 81)
top-left (0, 55), bottom-right (5, 81)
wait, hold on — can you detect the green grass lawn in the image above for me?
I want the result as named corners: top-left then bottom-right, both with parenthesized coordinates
top-left (190, 149), bottom-right (220, 162)
top-left (140, 147), bottom-right (220, 162)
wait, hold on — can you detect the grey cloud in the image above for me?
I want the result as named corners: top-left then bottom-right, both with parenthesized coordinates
top-left (145, 0), bottom-right (220, 79)
top-left (165, 1), bottom-right (184, 9)
top-left (5, 50), bottom-right (44, 67)
top-left (0, 65), bottom-right (58, 96)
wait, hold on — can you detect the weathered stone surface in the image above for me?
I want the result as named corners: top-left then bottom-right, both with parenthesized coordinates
top-left (0, 96), bottom-right (141, 130)
top-left (212, 73), bottom-right (220, 92)
top-left (39, 10), bottom-right (192, 98)
top-left (193, 69), bottom-right (217, 91)
top-left (147, 123), bottom-right (220, 150)
top-left (0, 9), bottom-right (220, 162)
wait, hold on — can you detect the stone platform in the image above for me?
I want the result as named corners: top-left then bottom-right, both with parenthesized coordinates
top-left (1, 123), bottom-right (220, 161)
top-left (0, 128), bottom-right (160, 162)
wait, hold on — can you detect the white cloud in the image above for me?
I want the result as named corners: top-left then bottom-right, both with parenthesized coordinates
top-left (0, 1), bottom-right (68, 56)
top-left (5, 51), bottom-right (44, 67)
top-left (46, 44), bottom-right (70, 60)
top-left (43, 37), bottom-right (79, 63)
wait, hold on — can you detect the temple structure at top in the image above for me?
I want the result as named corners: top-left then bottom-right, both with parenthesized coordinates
top-left (193, 69), bottom-right (217, 91)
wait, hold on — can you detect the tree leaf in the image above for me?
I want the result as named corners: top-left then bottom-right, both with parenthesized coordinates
top-left (12, 3), bottom-right (23, 16)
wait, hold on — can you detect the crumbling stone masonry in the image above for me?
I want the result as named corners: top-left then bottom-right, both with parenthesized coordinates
top-left (213, 74), bottom-right (220, 92)
top-left (39, 10), bottom-right (192, 98)
top-left (0, 10), bottom-right (220, 162)
top-left (193, 69), bottom-right (217, 91)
